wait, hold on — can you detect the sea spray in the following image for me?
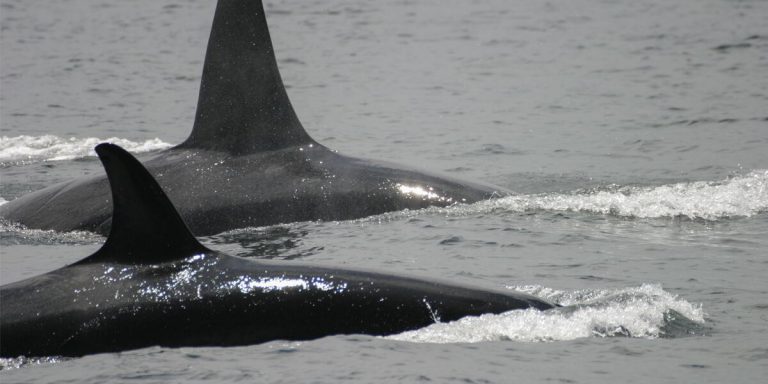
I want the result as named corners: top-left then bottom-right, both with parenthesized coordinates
top-left (363, 171), bottom-right (768, 222)
top-left (0, 135), bottom-right (172, 163)
top-left (388, 284), bottom-right (705, 343)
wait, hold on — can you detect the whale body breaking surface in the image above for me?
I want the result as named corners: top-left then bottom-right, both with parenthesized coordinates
top-left (0, 143), bottom-right (554, 357)
top-left (0, 0), bottom-right (506, 236)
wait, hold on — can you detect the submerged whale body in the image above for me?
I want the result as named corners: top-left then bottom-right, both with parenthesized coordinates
top-left (0, 0), bottom-right (507, 236)
top-left (0, 144), bottom-right (554, 357)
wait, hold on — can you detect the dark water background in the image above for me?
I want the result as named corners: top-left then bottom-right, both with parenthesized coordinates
top-left (1, 0), bottom-right (767, 383)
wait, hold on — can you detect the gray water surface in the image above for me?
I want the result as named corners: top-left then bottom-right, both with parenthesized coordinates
top-left (1, 0), bottom-right (767, 383)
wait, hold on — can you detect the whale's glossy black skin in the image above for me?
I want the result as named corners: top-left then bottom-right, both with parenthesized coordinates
top-left (0, 0), bottom-right (507, 236)
top-left (0, 144), bottom-right (554, 358)
top-left (0, 146), bottom-right (501, 237)
top-left (0, 253), bottom-right (555, 358)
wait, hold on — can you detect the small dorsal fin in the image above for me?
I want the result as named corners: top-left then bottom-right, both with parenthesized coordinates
top-left (176, 0), bottom-right (315, 155)
top-left (81, 143), bottom-right (208, 264)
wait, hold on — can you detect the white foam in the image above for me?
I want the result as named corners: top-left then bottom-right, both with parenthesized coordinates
top-left (387, 284), bottom-right (705, 343)
top-left (491, 171), bottom-right (768, 220)
top-left (0, 135), bottom-right (173, 163)
top-left (0, 356), bottom-right (65, 371)
top-left (0, 219), bottom-right (104, 245)
top-left (367, 170), bottom-right (768, 222)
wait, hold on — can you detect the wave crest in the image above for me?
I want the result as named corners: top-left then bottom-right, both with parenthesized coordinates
top-left (492, 171), bottom-right (768, 220)
top-left (366, 171), bottom-right (768, 222)
top-left (0, 135), bottom-right (173, 164)
top-left (387, 284), bottom-right (705, 343)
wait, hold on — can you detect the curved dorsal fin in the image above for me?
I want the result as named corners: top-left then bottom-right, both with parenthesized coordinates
top-left (81, 143), bottom-right (208, 264)
top-left (177, 0), bottom-right (314, 155)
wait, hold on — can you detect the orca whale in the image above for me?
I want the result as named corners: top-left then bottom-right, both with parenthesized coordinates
top-left (0, 143), bottom-right (554, 357)
top-left (0, 0), bottom-right (507, 236)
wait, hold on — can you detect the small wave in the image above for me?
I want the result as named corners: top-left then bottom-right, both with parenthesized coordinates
top-left (0, 135), bottom-right (173, 163)
top-left (0, 219), bottom-right (104, 246)
top-left (387, 284), bottom-right (705, 343)
top-left (0, 356), bottom-right (66, 371)
top-left (491, 171), bottom-right (768, 220)
top-left (367, 170), bottom-right (768, 222)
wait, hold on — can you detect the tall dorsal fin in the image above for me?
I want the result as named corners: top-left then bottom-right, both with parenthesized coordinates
top-left (81, 143), bottom-right (208, 264)
top-left (177, 0), bottom-right (314, 155)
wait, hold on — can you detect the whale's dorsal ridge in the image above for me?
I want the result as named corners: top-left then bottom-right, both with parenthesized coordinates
top-left (178, 0), bottom-right (315, 155)
top-left (82, 143), bottom-right (209, 264)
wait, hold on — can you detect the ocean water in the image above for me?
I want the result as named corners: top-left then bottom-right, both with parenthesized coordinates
top-left (1, 0), bottom-right (767, 383)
